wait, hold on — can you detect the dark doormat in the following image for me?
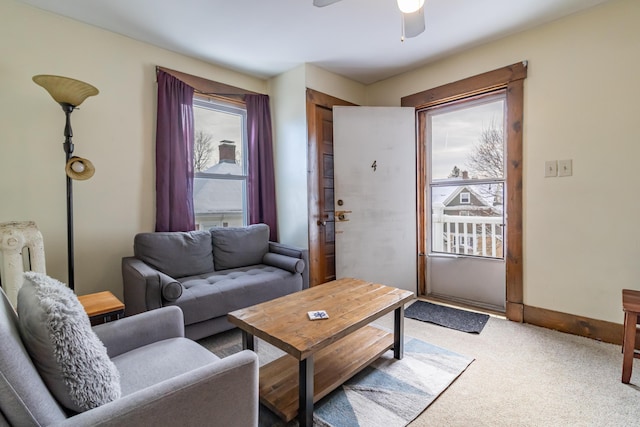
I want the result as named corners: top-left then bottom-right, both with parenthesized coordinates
top-left (404, 301), bottom-right (490, 334)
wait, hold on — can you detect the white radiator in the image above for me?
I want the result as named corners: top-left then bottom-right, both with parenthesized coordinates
top-left (0, 221), bottom-right (46, 308)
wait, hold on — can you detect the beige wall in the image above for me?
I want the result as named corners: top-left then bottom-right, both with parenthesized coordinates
top-left (367, 0), bottom-right (640, 323)
top-left (269, 65), bottom-right (309, 249)
top-left (0, 0), bottom-right (266, 298)
top-left (269, 64), bottom-right (367, 250)
top-left (305, 64), bottom-right (367, 106)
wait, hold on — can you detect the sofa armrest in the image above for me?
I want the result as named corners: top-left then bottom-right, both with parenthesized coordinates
top-left (122, 257), bottom-right (173, 316)
top-left (53, 350), bottom-right (259, 427)
top-left (93, 306), bottom-right (184, 358)
top-left (262, 252), bottom-right (305, 274)
top-left (268, 241), bottom-right (309, 289)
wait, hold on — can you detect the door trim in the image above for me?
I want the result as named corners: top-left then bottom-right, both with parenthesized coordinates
top-left (402, 62), bottom-right (527, 322)
top-left (306, 89), bottom-right (356, 287)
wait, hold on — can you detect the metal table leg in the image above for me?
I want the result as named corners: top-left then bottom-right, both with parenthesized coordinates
top-left (299, 355), bottom-right (314, 427)
top-left (241, 330), bottom-right (255, 352)
top-left (394, 305), bottom-right (404, 360)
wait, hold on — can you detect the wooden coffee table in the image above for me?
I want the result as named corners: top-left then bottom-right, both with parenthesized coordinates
top-left (227, 277), bottom-right (414, 427)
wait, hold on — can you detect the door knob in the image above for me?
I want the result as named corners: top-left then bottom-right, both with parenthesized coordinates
top-left (335, 210), bottom-right (352, 222)
top-left (317, 220), bottom-right (326, 226)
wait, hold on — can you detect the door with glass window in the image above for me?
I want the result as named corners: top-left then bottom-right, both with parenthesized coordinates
top-left (423, 92), bottom-right (507, 311)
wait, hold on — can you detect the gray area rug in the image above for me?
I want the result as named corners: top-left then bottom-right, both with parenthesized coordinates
top-left (404, 301), bottom-right (490, 334)
top-left (199, 328), bottom-right (473, 427)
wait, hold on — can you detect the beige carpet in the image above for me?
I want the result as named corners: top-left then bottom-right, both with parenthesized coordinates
top-left (374, 305), bottom-right (640, 426)
top-left (202, 302), bottom-right (640, 426)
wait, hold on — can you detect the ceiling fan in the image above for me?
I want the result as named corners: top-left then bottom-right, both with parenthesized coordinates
top-left (313, 0), bottom-right (426, 41)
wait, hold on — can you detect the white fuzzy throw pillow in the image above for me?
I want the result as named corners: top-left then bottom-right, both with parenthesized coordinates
top-left (17, 272), bottom-right (121, 412)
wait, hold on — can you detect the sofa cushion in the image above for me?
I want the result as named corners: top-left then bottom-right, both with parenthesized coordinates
top-left (171, 266), bottom-right (303, 325)
top-left (112, 337), bottom-right (219, 396)
top-left (210, 224), bottom-right (269, 271)
top-left (134, 231), bottom-right (214, 278)
top-left (17, 272), bottom-right (121, 413)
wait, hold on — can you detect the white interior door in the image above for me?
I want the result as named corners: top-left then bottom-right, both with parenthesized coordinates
top-left (333, 106), bottom-right (416, 294)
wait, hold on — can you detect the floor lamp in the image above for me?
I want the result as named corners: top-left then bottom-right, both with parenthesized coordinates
top-left (33, 75), bottom-right (99, 291)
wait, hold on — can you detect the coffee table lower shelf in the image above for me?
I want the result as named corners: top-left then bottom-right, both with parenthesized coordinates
top-left (259, 325), bottom-right (394, 422)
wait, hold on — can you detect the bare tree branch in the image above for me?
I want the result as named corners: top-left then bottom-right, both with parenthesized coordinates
top-left (194, 130), bottom-right (215, 172)
top-left (466, 119), bottom-right (503, 179)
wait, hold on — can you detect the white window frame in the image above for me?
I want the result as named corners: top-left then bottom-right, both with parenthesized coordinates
top-left (193, 97), bottom-right (249, 228)
top-left (460, 192), bottom-right (471, 204)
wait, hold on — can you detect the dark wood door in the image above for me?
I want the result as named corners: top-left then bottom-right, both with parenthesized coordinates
top-left (306, 89), bottom-right (355, 287)
top-left (317, 106), bottom-right (336, 284)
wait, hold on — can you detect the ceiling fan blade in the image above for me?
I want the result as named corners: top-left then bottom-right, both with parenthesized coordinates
top-left (313, 0), bottom-right (342, 7)
top-left (403, 6), bottom-right (425, 38)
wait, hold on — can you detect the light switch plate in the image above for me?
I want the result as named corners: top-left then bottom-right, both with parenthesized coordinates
top-left (558, 159), bottom-right (572, 177)
top-left (545, 160), bottom-right (557, 177)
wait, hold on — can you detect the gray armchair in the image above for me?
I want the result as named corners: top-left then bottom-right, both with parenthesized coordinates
top-left (0, 286), bottom-right (258, 426)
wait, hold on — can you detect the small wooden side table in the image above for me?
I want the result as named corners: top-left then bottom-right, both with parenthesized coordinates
top-left (78, 291), bottom-right (125, 326)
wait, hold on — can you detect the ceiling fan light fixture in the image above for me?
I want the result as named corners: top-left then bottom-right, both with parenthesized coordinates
top-left (396, 0), bottom-right (425, 14)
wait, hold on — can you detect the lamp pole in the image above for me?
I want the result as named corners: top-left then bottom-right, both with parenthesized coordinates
top-left (62, 103), bottom-right (75, 291)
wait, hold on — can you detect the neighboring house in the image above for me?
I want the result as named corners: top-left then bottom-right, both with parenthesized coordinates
top-left (432, 184), bottom-right (502, 216)
top-left (193, 142), bottom-right (244, 230)
top-left (431, 179), bottom-right (503, 257)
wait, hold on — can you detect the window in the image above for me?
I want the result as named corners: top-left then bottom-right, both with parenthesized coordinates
top-left (427, 92), bottom-right (506, 259)
top-left (192, 97), bottom-right (248, 230)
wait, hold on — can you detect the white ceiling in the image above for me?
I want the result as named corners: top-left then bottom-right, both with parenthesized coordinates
top-left (18, 0), bottom-right (610, 84)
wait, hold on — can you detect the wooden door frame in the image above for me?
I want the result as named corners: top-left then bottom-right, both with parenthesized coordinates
top-left (306, 88), bottom-right (356, 287)
top-left (401, 62), bottom-right (527, 322)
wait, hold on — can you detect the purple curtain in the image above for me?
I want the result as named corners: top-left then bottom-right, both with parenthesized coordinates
top-left (155, 70), bottom-right (195, 232)
top-left (246, 94), bottom-right (278, 241)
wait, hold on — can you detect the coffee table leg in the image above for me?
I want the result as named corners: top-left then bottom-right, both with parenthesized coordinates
top-left (241, 330), bottom-right (255, 351)
top-left (394, 305), bottom-right (404, 360)
top-left (299, 355), bottom-right (314, 427)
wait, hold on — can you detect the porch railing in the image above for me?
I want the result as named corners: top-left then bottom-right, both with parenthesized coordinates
top-left (432, 209), bottom-right (504, 258)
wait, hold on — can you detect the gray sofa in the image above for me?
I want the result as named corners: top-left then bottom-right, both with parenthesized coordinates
top-left (0, 277), bottom-right (258, 427)
top-left (122, 224), bottom-right (308, 340)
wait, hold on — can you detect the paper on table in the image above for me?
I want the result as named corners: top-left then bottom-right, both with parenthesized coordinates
top-left (308, 310), bottom-right (329, 320)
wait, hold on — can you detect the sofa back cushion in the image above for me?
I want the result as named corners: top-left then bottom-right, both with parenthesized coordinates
top-left (134, 231), bottom-right (214, 278)
top-left (0, 287), bottom-right (67, 426)
top-left (210, 224), bottom-right (270, 270)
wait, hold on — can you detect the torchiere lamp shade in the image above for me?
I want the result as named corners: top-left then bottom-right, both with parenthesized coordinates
top-left (32, 75), bottom-right (99, 107)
